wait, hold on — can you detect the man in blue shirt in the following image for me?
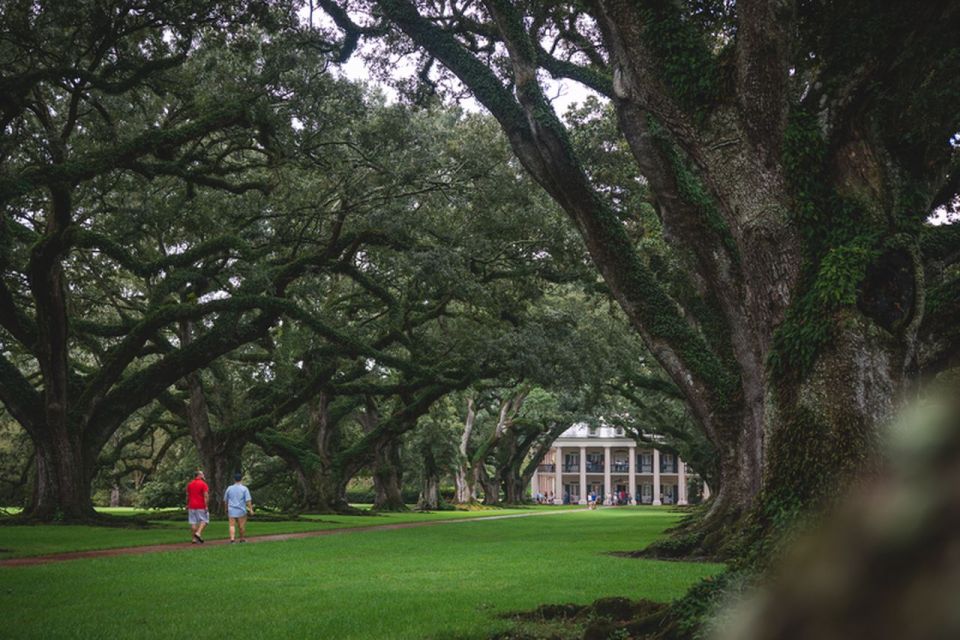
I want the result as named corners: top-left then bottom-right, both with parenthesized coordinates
top-left (224, 472), bottom-right (254, 543)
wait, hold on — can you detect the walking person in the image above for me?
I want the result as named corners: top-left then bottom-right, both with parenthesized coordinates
top-left (224, 472), bottom-right (254, 543)
top-left (186, 470), bottom-right (209, 543)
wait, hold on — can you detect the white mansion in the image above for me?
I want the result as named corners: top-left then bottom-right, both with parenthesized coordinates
top-left (530, 424), bottom-right (706, 506)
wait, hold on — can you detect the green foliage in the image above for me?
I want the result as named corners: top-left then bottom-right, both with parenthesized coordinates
top-left (925, 271), bottom-right (960, 318)
top-left (769, 109), bottom-right (880, 381)
top-left (639, 0), bottom-right (725, 119)
top-left (668, 569), bottom-right (745, 640)
top-left (769, 236), bottom-right (879, 379)
top-left (126, 441), bottom-right (199, 509)
top-left (0, 416), bottom-right (31, 508)
top-left (135, 480), bottom-right (185, 510)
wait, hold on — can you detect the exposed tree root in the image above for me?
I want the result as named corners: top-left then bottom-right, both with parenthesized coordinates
top-left (493, 596), bottom-right (678, 640)
top-left (625, 502), bottom-right (749, 562)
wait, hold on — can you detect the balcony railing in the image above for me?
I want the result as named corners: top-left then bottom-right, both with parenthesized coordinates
top-left (550, 461), bottom-right (680, 474)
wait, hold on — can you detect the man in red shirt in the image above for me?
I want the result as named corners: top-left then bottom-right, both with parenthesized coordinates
top-left (186, 470), bottom-right (210, 543)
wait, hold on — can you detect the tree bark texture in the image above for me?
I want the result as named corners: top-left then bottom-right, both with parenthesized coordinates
top-left (479, 465), bottom-right (501, 506)
top-left (453, 398), bottom-right (478, 503)
top-left (372, 436), bottom-right (406, 511)
top-left (456, 392), bottom-right (528, 506)
top-left (292, 393), bottom-right (353, 512)
top-left (416, 445), bottom-right (441, 510)
top-left (357, 399), bottom-right (407, 511)
top-left (30, 433), bottom-right (95, 520)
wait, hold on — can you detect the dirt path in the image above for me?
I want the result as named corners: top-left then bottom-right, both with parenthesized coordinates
top-left (0, 508), bottom-right (586, 567)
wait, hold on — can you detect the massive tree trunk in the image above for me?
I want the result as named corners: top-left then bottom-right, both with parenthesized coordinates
top-left (481, 393), bottom-right (529, 505)
top-left (265, 442), bottom-right (352, 513)
top-left (479, 465), bottom-right (501, 506)
top-left (371, 436), bottom-right (406, 511)
top-left (357, 399), bottom-right (407, 511)
top-left (311, 465), bottom-right (353, 512)
top-left (498, 420), bottom-right (567, 505)
top-left (254, 392), bottom-right (354, 513)
top-left (497, 427), bottom-right (529, 504)
top-left (718, 387), bottom-right (960, 640)
top-left (456, 392), bottom-right (528, 506)
top-left (31, 432), bottom-right (96, 521)
top-left (23, 187), bottom-right (97, 521)
top-left (454, 464), bottom-right (480, 504)
top-left (302, 393), bottom-right (353, 512)
top-left (501, 469), bottom-right (525, 504)
top-left (416, 445), bottom-right (441, 511)
top-left (453, 398), bottom-right (479, 504)
top-left (291, 464), bottom-right (318, 508)
top-left (196, 441), bottom-right (243, 516)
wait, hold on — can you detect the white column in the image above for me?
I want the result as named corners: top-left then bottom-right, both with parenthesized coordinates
top-left (578, 446), bottom-right (587, 504)
top-left (554, 446), bottom-right (563, 504)
top-left (628, 445), bottom-right (637, 505)
top-left (603, 446), bottom-right (612, 505)
top-left (653, 448), bottom-right (662, 505)
top-left (678, 459), bottom-right (688, 505)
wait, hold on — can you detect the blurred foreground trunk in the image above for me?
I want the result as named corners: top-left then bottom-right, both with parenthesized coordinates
top-left (718, 387), bottom-right (960, 640)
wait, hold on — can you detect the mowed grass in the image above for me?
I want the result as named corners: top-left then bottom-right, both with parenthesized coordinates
top-left (0, 508), bottom-right (722, 639)
top-left (0, 506), bottom-right (574, 559)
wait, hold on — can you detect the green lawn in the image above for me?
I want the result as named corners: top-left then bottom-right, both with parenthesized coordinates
top-left (0, 507), bottom-right (721, 639)
top-left (0, 505), bottom-right (574, 559)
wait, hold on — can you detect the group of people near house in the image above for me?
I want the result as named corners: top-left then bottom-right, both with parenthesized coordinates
top-left (185, 470), bottom-right (254, 544)
top-left (586, 490), bottom-right (630, 508)
top-left (533, 491), bottom-right (555, 504)
top-left (533, 489), bottom-right (635, 507)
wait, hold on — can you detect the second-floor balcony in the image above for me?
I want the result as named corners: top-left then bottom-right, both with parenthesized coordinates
top-left (550, 458), bottom-right (682, 475)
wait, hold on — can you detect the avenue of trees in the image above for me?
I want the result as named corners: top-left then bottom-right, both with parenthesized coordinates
top-left (0, 0), bottom-right (701, 520)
